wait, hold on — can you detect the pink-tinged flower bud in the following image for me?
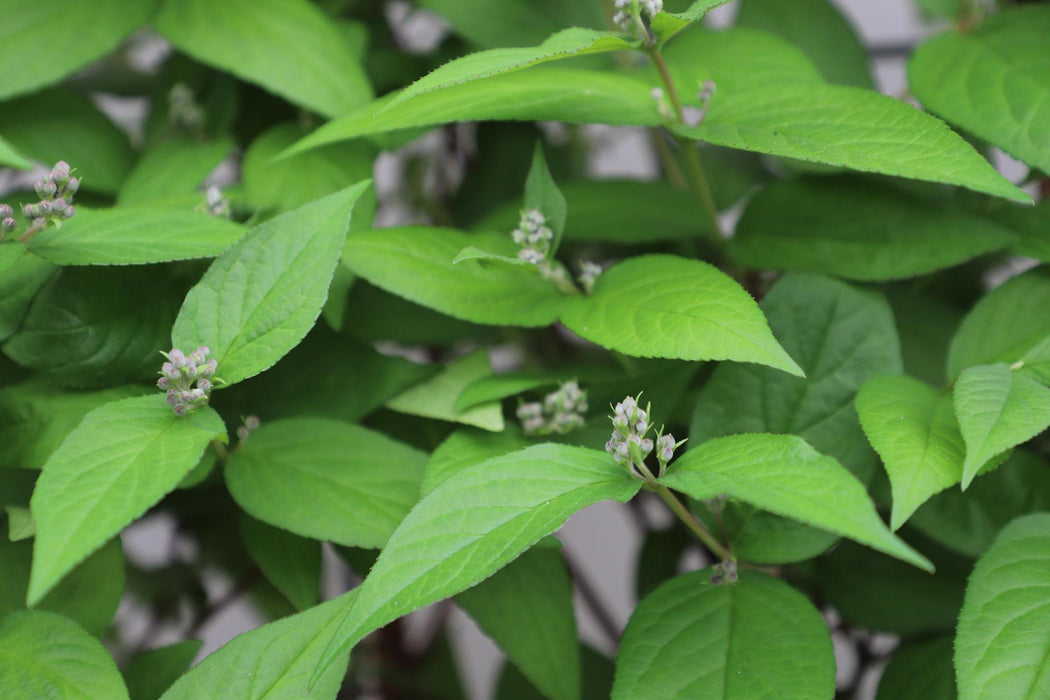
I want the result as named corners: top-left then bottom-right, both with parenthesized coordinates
top-left (197, 378), bottom-right (212, 393)
top-left (244, 415), bottom-right (260, 430)
top-left (62, 206), bottom-right (74, 219)
top-left (189, 388), bottom-right (206, 402)
top-left (168, 349), bottom-right (187, 368)
top-left (36, 180), bottom-right (57, 199)
top-left (162, 362), bottom-right (179, 380)
top-left (157, 377), bottom-right (169, 389)
top-left (199, 358), bottom-right (218, 377)
top-left (65, 177), bottom-right (80, 193)
top-left (173, 403), bottom-right (188, 416)
top-left (612, 415), bottom-right (630, 432)
top-left (51, 161), bottom-right (71, 181)
top-left (197, 346), bottom-right (209, 358)
top-left (183, 363), bottom-right (198, 379)
top-left (22, 203), bottom-right (37, 218)
top-left (605, 439), bottom-right (616, 454)
top-left (635, 420), bottom-right (647, 433)
top-left (1, 218), bottom-right (15, 233)
top-left (166, 390), bottom-right (178, 406)
top-left (0, 204), bottom-right (12, 218)
top-left (38, 200), bottom-right (52, 214)
top-left (615, 442), bottom-right (629, 459)
top-left (236, 425), bottom-right (250, 441)
top-left (51, 198), bottom-right (67, 213)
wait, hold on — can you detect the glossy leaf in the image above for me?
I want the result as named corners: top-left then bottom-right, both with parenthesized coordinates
top-left (3, 267), bottom-right (178, 388)
top-left (612, 569), bottom-right (834, 699)
top-left (172, 183), bottom-right (369, 386)
top-left (731, 177), bottom-right (1015, 280)
top-left (240, 515), bottom-right (321, 611)
top-left (385, 350), bottom-right (505, 432)
top-left (0, 254), bottom-right (55, 342)
top-left (422, 427), bottom-right (529, 497)
top-left (524, 143), bottom-right (567, 253)
top-left (953, 363), bottom-right (1050, 489)
top-left (315, 444), bottom-right (641, 679)
top-left (384, 28), bottom-right (634, 111)
top-left (561, 255), bottom-right (803, 375)
top-left (342, 227), bottom-right (568, 327)
top-left (160, 594), bottom-right (354, 700)
top-left (29, 207), bottom-right (245, 266)
top-left (909, 7), bottom-right (1050, 173)
top-left (153, 0), bottom-right (372, 118)
top-left (0, 538), bottom-right (125, 637)
top-left (947, 267), bottom-right (1050, 381)
top-left (226, 418), bottom-right (426, 549)
top-left (651, 1), bottom-right (737, 45)
top-left (856, 375), bottom-right (966, 528)
top-left (691, 274), bottom-right (900, 561)
top-left (661, 434), bottom-right (933, 571)
top-left (0, 0), bottom-right (154, 101)
top-left (0, 381), bottom-right (146, 469)
top-left (735, 0), bottom-right (873, 88)
top-left (282, 69), bottom-right (660, 156)
top-left (0, 610), bottom-right (129, 699)
top-left (877, 637), bottom-right (957, 700)
top-left (0, 135), bottom-right (30, 169)
top-left (28, 395), bottom-right (226, 604)
top-left (457, 546), bottom-right (580, 700)
top-left (955, 513), bottom-right (1050, 700)
top-left (124, 641), bottom-right (202, 700)
top-left (118, 136), bottom-right (234, 205)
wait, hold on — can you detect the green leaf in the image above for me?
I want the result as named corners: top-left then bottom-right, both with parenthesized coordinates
top-left (947, 267), bottom-right (1050, 381)
top-left (452, 246), bottom-right (533, 267)
top-left (877, 637), bottom-right (957, 700)
top-left (239, 515), bottom-right (320, 611)
top-left (0, 538), bottom-right (124, 637)
top-left (28, 207), bottom-right (245, 266)
top-left (674, 84), bottom-right (1029, 203)
top-left (651, 1), bottom-right (737, 46)
top-left (634, 526), bottom-right (692, 601)
top-left (473, 178), bottom-right (714, 243)
top-left (0, 610), bottom-right (129, 699)
top-left (887, 287), bottom-right (963, 388)
top-left (0, 253), bottom-right (55, 342)
top-left (561, 255), bottom-right (802, 375)
top-left (124, 641), bottom-right (202, 700)
top-left (612, 569), bottom-right (834, 699)
top-left (454, 366), bottom-right (612, 412)
top-left (856, 375), bottom-right (966, 529)
top-left (955, 513), bottom-right (1050, 700)
top-left (28, 395), bottom-right (226, 604)
top-left (6, 505), bottom-right (33, 541)
top-left (690, 274), bottom-right (900, 561)
top-left (735, 0), bottom-right (873, 88)
top-left (456, 546), bottom-right (580, 700)
top-left (0, 135), bottom-right (31, 170)
top-left (383, 28), bottom-right (634, 112)
top-left (160, 593), bottom-right (354, 700)
top-left (118, 136), bottom-right (234, 205)
top-left (423, 427), bottom-right (529, 497)
top-left (953, 363), bottom-right (1050, 489)
top-left (909, 7), bottom-right (1050, 173)
top-left (241, 123), bottom-right (375, 215)
top-left (0, 90), bottom-right (134, 194)
top-left (152, 0), bottom-right (372, 119)
top-left (524, 143), bottom-right (568, 253)
top-left (3, 267), bottom-right (178, 388)
top-left (910, 449), bottom-right (1050, 558)
top-left (815, 538), bottom-right (969, 636)
top-left (660, 434), bottom-right (933, 571)
top-left (314, 443), bottom-right (641, 680)
top-left (226, 418), bottom-right (426, 549)
top-left (343, 227), bottom-right (568, 327)
top-left (172, 182), bottom-right (369, 386)
top-left (385, 350), bottom-right (505, 432)
top-left (0, 0), bottom-right (154, 101)
top-left (497, 646), bottom-right (614, 700)
top-left (0, 243), bottom-right (25, 276)
top-left (731, 176), bottom-right (1015, 280)
top-left (0, 380), bottom-right (146, 469)
top-left (281, 69), bottom-right (660, 156)
top-left (419, 0), bottom-right (607, 48)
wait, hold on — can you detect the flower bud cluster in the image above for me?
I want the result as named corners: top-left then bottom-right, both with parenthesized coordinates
top-left (0, 205), bottom-right (15, 239)
top-left (201, 185), bottom-right (230, 219)
top-left (605, 395), bottom-right (683, 478)
top-left (16, 162), bottom-right (78, 240)
top-left (237, 415), bottom-right (261, 442)
top-left (512, 208), bottom-right (553, 265)
top-left (711, 559), bottom-right (738, 586)
top-left (169, 83), bottom-right (204, 129)
top-left (158, 346), bottom-right (218, 415)
top-left (517, 381), bottom-right (589, 435)
top-left (613, 0), bottom-right (663, 29)
top-left (577, 260), bottom-right (603, 294)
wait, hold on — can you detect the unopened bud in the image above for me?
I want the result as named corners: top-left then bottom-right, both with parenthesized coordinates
top-left (157, 377), bottom-right (169, 389)
top-left (37, 200), bottom-right (51, 214)
top-left (65, 177), bottom-right (80, 193)
top-left (1, 218), bottom-right (14, 233)
top-left (62, 206), bottom-right (74, 219)
top-left (0, 204), bottom-right (11, 219)
top-left (244, 415), bottom-right (260, 430)
top-left (197, 378), bottom-right (212, 393)
top-left (51, 161), bottom-right (70, 181)
top-left (51, 198), bottom-right (67, 213)
top-left (168, 349), bottom-right (187, 368)
top-left (172, 404), bottom-right (188, 417)
top-left (22, 203), bottom-right (36, 218)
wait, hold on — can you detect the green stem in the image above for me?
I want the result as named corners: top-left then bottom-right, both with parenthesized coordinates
top-left (655, 485), bottom-right (732, 561)
top-left (646, 47), bottom-right (723, 238)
